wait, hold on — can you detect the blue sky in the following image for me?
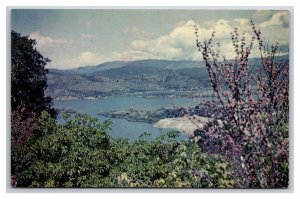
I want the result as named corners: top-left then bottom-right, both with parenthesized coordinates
top-left (11, 9), bottom-right (289, 69)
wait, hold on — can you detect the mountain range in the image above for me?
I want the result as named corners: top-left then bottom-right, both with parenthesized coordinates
top-left (46, 59), bottom-right (211, 100)
top-left (46, 57), bottom-right (287, 100)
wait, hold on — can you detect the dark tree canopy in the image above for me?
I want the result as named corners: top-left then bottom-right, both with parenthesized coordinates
top-left (11, 30), bottom-right (55, 116)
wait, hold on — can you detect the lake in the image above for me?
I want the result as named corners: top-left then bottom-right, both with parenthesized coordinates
top-left (54, 96), bottom-right (200, 140)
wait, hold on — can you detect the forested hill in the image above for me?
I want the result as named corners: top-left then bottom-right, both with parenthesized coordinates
top-left (46, 60), bottom-right (210, 99)
top-left (46, 57), bottom-right (287, 100)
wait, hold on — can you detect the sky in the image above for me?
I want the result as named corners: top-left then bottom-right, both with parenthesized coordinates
top-left (11, 9), bottom-right (290, 69)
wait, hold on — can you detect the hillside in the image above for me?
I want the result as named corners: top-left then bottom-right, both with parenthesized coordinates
top-left (46, 56), bottom-right (288, 100)
top-left (46, 59), bottom-right (212, 100)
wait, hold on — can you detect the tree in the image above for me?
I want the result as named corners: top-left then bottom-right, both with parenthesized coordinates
top-left (11, 31), bottom-right (56, 186)
top-left (194, 21), bottom-right (289, 188)
top-left (11, 30), bottom-right (55, 116)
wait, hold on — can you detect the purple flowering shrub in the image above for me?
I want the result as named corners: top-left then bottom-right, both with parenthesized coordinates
top-left (11, 107), bottom-right (38, 149)
top-left (194, 20), bottom-right (289, 188)
top-left (11, 106), bottom-right (39, 187)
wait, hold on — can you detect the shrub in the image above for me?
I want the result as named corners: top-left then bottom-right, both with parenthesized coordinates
top-left (12, 112), bottom-right (235, 188)
top-left (13, 112), bottom-right (115, 187)
top-left (193, 20), bottom-right (289, 188)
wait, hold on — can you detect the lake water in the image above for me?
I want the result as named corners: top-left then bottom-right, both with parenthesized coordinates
top-left (54, 96), bottom-right (199, 140)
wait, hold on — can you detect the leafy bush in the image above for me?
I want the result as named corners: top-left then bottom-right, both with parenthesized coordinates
top-left (12, 112), bottom-right (235, 188)
top-left (13, 112), bottom-right (116, 187)
top-left (110, 131), bottom-right (235, 188)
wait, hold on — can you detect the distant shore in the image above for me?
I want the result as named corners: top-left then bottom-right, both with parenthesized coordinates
top-left (97, 106), bottom-right (208, 124)
top-left (51, 90), bottom-right (215, 101)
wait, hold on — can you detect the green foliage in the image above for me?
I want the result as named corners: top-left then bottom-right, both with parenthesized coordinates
top-left (12, 112), bottom-right (235, 188)
top-left (14, 112), bottom-right (116, 187)
top-left (112, 134), bottom-right (234, 188)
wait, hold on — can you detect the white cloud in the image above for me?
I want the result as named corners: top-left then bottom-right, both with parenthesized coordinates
top-left (233, 18), bottom-right (249, 27)
top-left (119, 20), bottom-right (198, 61)
top-left (29, 32), bottom-right (68, 55)
top-left (260, 26), bottom-right (289, 46)
top-left (114, 14), bottom-right (289, 62)
top-left (109, 19), bottom-right (236, 62)
top-left (169, 20), bottom-right (196, 46)
top-left (259, 11), bottom-right (289, 28)
top-left (213, 19), bottom-right (234, 39)
top-left (255, 11), bottom-right (289, 46)
top-left (51, 51), bottom-right (105, 69)
top-left (252, 10), bottom-right (274, 22)
top-left (30, 32), bottom-right (104, 69)
top-left (44, 11), bottom-right (290, 68)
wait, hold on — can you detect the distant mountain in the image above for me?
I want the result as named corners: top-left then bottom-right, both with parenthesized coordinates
top-left (67, 59), bottom-right (204, 75)
top-left (46, 56), bottom-right (289, 100)
top-left (46, 59), bottom-right (209, 100)
top-left (70, 61), bottom-right (130, 74)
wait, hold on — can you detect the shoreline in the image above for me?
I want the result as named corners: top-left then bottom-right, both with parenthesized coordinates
top-left (50, 90), bottom-right (215, 101)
